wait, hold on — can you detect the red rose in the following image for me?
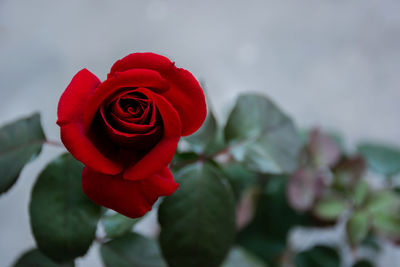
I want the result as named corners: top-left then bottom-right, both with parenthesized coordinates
top-left (57, 53), bottom-right (206, 218)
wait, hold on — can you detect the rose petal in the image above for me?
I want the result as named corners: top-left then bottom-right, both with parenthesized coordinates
top-left (106, 92), bottom-right (157, 132)
top-left (60, 122), bottom-right (123, 174)
top-left (108, 111), bottom-right (155, 133)
top-left (123, 137), bottom-right (179, 180)
top-left (101, 105), bottom-right (157, 135)
top-left (83, 68), bottom-right (169, 132)
top-left (122, 88), bottom-right (182, 181)
top-left (96, 87), bottom-right (164, 150)
top-left (109, 91), bottom-right (152, 124)
top-left (134, 87), bottom-right (181, 138)
top-left (100, 113), bottom-right (162, 149)
top-left (57, 69), bottom-right (123, 174)
top-left (108, 52), bottom-right (173, 79)
top-left (162, 69), bottom-right (206, 136)
top-left (108, 52), bottom-right (207, 136)
top-left (57, 69), bottom-right (99, 125)
top-left (116, 93), bottom-right (150, 118)
top-left (82, 166), bottom-right (178, 218)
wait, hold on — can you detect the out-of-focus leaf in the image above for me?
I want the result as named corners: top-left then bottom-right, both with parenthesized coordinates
top-left (352, 259), bottom-right (375, 267)
top-left (100, 232), bottom-right (166, 267)
top-left (222, 247), bottom-right (267, 267)
top-left (314, 197), bottom-right (347, 221)
top-left (100, 207), bottom-right (109, 216)
top-left (363, 190), bottom-right (400, 240)
top-left (236, 186), bottom-right (260, 230)
top-left (394, 186), bottom-right (400, 196)
top-left (353, 180), bottom-right (369, 207)
top-left (185, 109), bottom-right (222, 155)
top-left (222, 162), bottom-right (258, 200)
top-left (0, 113), bottom-right (45, 194)
top-left (158, 162), bottom-right (236, 267)
top-left (204, 129), bottom-right (226, 156)
top-left (372, 211), bottom-right (400, 238)
top-left (333, 156), bottom-right (366, 193)
top-left (237, 176), bottom-right (310, 266)
top-left (347, 211), bottom-right (369, 246)
top-left (358, 143), bottom-right (400, 176)
top-left (300, 129), bottom-right (344, 150)
top-left (365, 191), bottom-right (399, 214)
top-left (360, 234), bottom-right (381, 252)
top-left (102, 212), bottom-right (139, 239)
top-left (170, 151), bottom-right (199, 172)
top-left (287, 167), bottom-right (325, 212)
top-left (13, 248), bottom-right (74, 267)
top-left (29, 154), bottom-right (101, 263)
top-left (295, 245), bottom-right (340, 267)
top-left (307, 128), bottom-right (341, 168)
top-left (225, 94), bottom-right (301, 174)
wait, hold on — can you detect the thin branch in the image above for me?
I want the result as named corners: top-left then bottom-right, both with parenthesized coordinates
top-left (95, 236), bottom-right (107, 244)
top-left (44, 140), bottom-right (64, 148)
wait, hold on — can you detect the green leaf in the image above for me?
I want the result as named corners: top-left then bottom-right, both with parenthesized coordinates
top-left (360, 234), bottom-right (381, 252)
top-left (237, 176), bottom-right (310, 266)
top-left (0, 113), bottom-right (45, 194)
top-left (352, 259), bottom-right (375, 267)
top-left (100, 232), bottom-right (166, 267)
top-left (222, 162), bottom-right (259, 201)
top-left (372, 211), bottom-right (400, 237)
top-left (358, 143), bottom-right (400, 176)
top-left (158, 162), bottom-right (236, 267)
top-left (225, 94), bottom-right (301, 174)
top-left (365, 191), bottom-right (400, 240)
top-left (102, 212), bottom-right (139, 239)
top-left (29, 153), bottom-right (101, 262)
top-left (221, 247), bottom-right (267, 267)
top-left (332, 156), bottom-right (366, 194)
top-left (393, 186), bottom-right (400, 195)
top-left (185, 109), bottom-right (219, 154)
top-left (365, 191), bottom-right (399, 214)
top-left (13, 248), bottom-right (74, 267)
top-left (295, 245), bottom-right (340, 267)
top-left (347, 211), bottom-right (369, 246)
top-left (313, 197), bottom-right (347, 221)
top-left (170, 151), bottom-right (199, 172)
top-left (203, 127), bottom-right (226, 156)
top-left (353, 180), bottom-right (369, 207)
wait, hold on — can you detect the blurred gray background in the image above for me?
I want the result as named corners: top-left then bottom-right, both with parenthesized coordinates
top-left (0, 0), bottom-right (399, 266)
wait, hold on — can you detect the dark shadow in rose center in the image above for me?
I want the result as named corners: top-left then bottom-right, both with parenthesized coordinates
top-left (87, 88), bottom-right (164, 168)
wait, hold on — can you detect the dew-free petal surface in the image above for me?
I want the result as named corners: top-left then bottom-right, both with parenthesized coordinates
top-left (82, 167), bottom-right (178, 218)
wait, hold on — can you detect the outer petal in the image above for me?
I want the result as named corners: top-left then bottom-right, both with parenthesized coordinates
top-left (83, 68), bottom-right (169, 132)
top-left (57, 69), bottom-right (100, 125)
top-left (108, 52), bottom-right (207, 136)
top-left (123, 89), bottom-right (182, 181)
top-left (60, 123), bottom-right (122, 174)
top-left (82, 167), bottom-right (178, 218)
top-left (108, 53), bottom-right (173, 79)
top-left (57, 69), bottom-right (123, 174)
top-left (123, 137), bottom-right (179, 180)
